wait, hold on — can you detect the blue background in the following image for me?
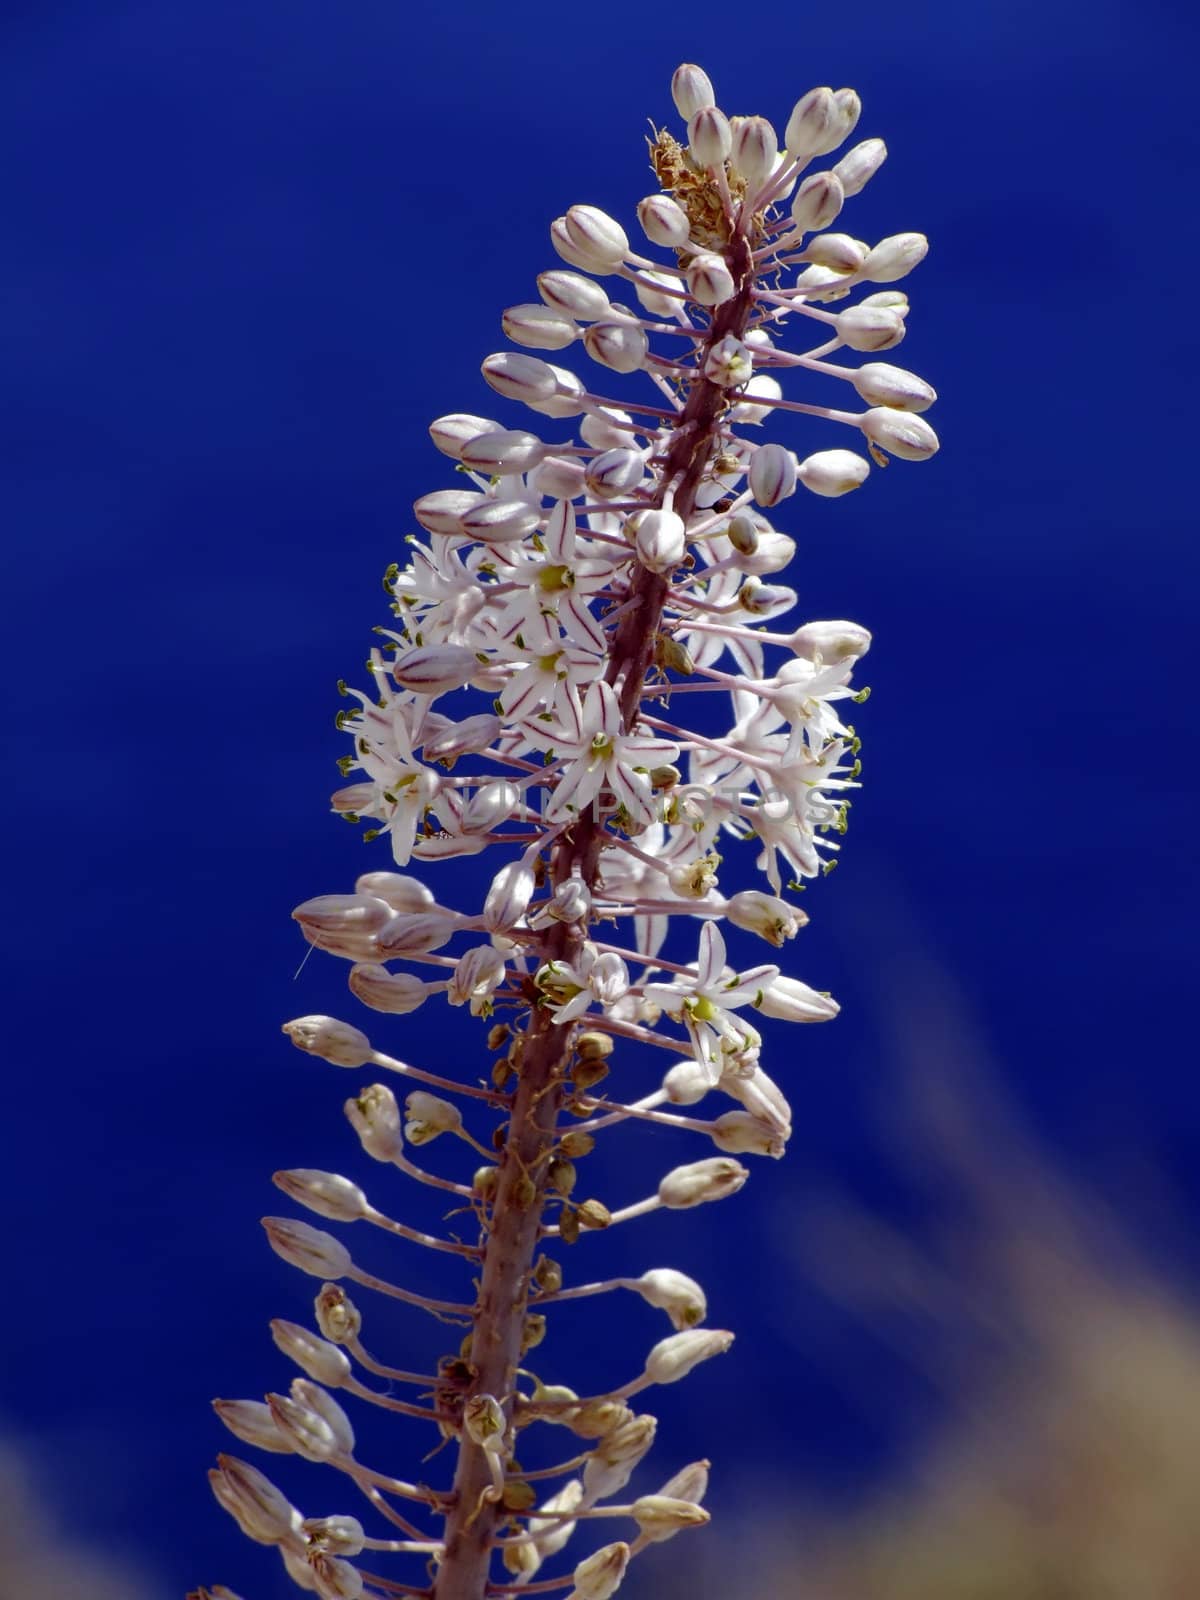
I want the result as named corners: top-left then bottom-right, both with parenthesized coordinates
top-left (2, 1), bottom-right (1197, 1595)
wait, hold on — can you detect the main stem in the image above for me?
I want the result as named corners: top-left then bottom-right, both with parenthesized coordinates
top-left (433, 223), bottom-right (755, 1600)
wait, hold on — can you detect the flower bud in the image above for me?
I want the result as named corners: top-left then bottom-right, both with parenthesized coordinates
top-left (630, 1493), bottom-right (711, 1542)
top-left (314, 1284), bottom-right (362, 1345)
top-left (428, 413), bottom-right (501, 459)
top-left (710, 1110), bottom-right (786, 1157)
top-left (643, 1327), bottom-right (733, 1386)
top-left (586, 447), bottom-right (647, 499)
top-left (801, 231), bottom-right (867, 273)
top-left (564, 205), bottom-right (629, 270)
top-left (390, 644), bottom-right (479, 694)
top-left (784, 87), bottom-right (843, 161)
top-left (502, 303), bottom-right (578, 352)
top-left (859, 406), bottom-right (939, 461)
top-left (731, 372), bottom-right (782, 424)
top-left (269, 1380), bottom-right (355, 1461)
top-left (404, 1089), bottom-right (463, 1144)
top-left (413, 487), bottom-right (484, 535)
top-left (532, 454), bottom-right (587, 500)
top-left (834, 303), bottom-right (906, 352)
top-left (483, 859), bottom-right (536, 931)
top-left (448, 945), bottom-right (507, 1010)
top-left (658, 1156), bottom-right (748, 1208)
top-left (310, 1554), bottom-right (364, 1600)
top-left (631, 508), bottom-right (686, 574)
top-left (459, 427), bottom-right (548, 474)
top-left (482, 350), bottom-right (559, 403)
top-left (632, 269), bottom-right (682, 318)
top-left (833, 136), bottom-right (887, 196)
top-left (347, 965), bottom-right (430, 1015)
top-left (755, 974), bottom-right (840, 1022)
top-left (749, 441), bottom-right (797, 506)
top-left (797, 447), bottom-right (871, 496)
top-left (537, 270), bottom-right (612, 320)
top-left (354, 872), bottom-right (435, 912)
top-left (633, 1268), bottom-right (707, 1329)
top-left (657, 1458), bottom-right (710, 1503)
top-left (270, 1319), bottom-right (353, 1387)
top-left (212, 1398), bottom-right (293, 1455)
top-left (209, 1454), bottom-right (299, 1546)
top-left (273, 1169), bottom-right (368, 1225)
top-left (637, 193), bottom-right (691, 248)
top-left (302, 1516), bottom-right (366, 1558)
top-left (344, 1083), bottom-right (403, 1162)
top-left (583, 320), bottom-right (648, 374)
top-left (662, 1059), bottom-right (712, 1105)
top-left (863, 231), bottom-right (928, 283)
top-left (833, 88), bottom-right (862, 141)
top-left (850, 361), bottom-right (936, 413)
top-left (292, 894), bottom-right (393, 959)
top-left (282, 1015), bottom-right (373, 1069)
top-left (524, 362), bottom-right (588, 419)
top-left (688, 105), bottom-right (731, 168)
top-left (730, 115), bottom-right (778, 188)
top-left (572, 1541), bottom-right (630, 1600)
top-left (704, 334), bottom-right (753, 388)
top-left (580, 406), bottom-right (634, 450)
top-left (671, 63), bottom-right (714, 120)
top-left (459, 496), bottom-right (542, 544)
top-left (686, 252), bottom-right (735, 307)
top-left (460, 778), bottom-right (520, 833)
top-left (583, 1415), bottom-right (657, 1500)
top-left (262, 1217), bottom-right (352, 1280)
top-left (374, 911), bottom-right (458, 958)
top-left (790, 170), bottom-right (844, 233)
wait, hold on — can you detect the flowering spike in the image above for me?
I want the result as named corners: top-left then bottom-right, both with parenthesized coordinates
top-left (202, 59), bottom-right (941, 1600)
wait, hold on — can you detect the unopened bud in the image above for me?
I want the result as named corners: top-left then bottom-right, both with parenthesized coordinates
top-left (262, 1217), bottom-right (352, 1280)
top-left (686, 252), bottom-right (735, 307)
top-left (671, 63), bottom-right (715, 121)
top-left (391, 644), bottom-right (479, 694)
top-left (833, 136), bottom-right (887, 196)
top-left (834, 303), bottom-right (906, 352)
top-left (282, 1015), bottom-right (373, 1069)
top-left (630, 1493), bottom-right (711, 1542)
top-left (460, 426), bottom-right (550, 473)
top-left (212, 1398), bottom-right (293, 1455)
top-left (482, 350), bottom-right (559, 403)
top-left (273, 1169), bottom-right (368, 1225)
top-left (538, 269), bottom-right (612, 320)
top-left (704, 334), bottom-right (753, 388)
top-left (583, 320), bottom-right (648, 374)
top-left (572, 1541), bottom-right (631, 1600)
top-left (862, 231), bottom-right (928, 283)
top-left (347, 965), bottom-right (430, 1015)
top-left (209, 1454), bottom-right (299, 1546)
top-left (564, 205), bottom-right (629, 270)
top-left (787, 619), bottom-right (872, 662)
top-left (797, 448), bottom-right (871, 496)
top-left (631, 507), bottom-right (686, 574)
top-left (851, 361), bottom-right (936, 413)
top-left (501, 303), bottom-right (578, 352)
top-left (576, 1198), bottom-right (612, 1230)
top-left (749, 441), bottom-right (797, 506)
top-left (730, 115), bottom-right (778, 188)
top-left (784, 86), bottom-right (844, 162)
top-left (270, 1320), bottom-right (352, 1387)
top-left (725, 889), bottom-right (808, 944)
top-left (859, 406), bottom-right (939, 461)
top-left (790, 170), bottom-right (844, 233)
top-left (688, 105), bottom-right (731, 168)
top-left (638, 193), bottom-right (691, 248)
top-left (310, 1553), bottom-right (364, 1599)
top-left (428, 413), bottom-right (502, 460)
top-left (658, 1156), bottom-right (748, 1208)
top-left (643, 1327), bottom-right (734, 1386)
top-left (755, 975), bottom-right (840, 1022)
top-left (710, 1110), bottom-right (787, 1158)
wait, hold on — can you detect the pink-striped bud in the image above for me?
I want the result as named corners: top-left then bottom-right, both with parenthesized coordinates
top-left (583, 320), bottom-right (648, 374)
top-left (459, 428), bottom-right (548, 474)
top-left (481, 350), bottom-right (559, 402)
top-left (688, 105), bottom-right (731, 168)
top-left (459, 496), bottom-right (541, 543)
top-left (413, 487), bottom-right (484, 535)
top-left (586, 447), bottom-right (647, 499)
top-left (501, 303), bottom-right (578, 351)
top-left (851, 361), bottom-right (936, 412)
top-left (834, 303), bottom-right (906, 352)
top-left (797, 448), bottom-right (871, 497)
top-left (685, 252), bottom-right (735, 307)
top-left (212, 1398), bottom-right (293, 1455)
top-left (273, 1169), bottom-right (368, 1224)
top-left (270, 1319), bottom-right (353, 1387)
top-left (749, 442), bottom-right (797, 506)
top-left (262, 1217), bottom-right (353, 1280)
top-left (671, 63), bottom-right (715, 121)
top-left (310, 1554), bottom-right (364, 1599)
top-left (390, 644), bottom-right (479, 694)
top-left (630, 508), bottom-right (686, 574)
top-left (354, 872), bottom-right (434, 912)
top-left (637, 193), bottom-right (691, 248)
top-left (209, 1454), bottom-right (299, 1546)
top-left (790, 170), bottom-right (844, 233)
top-left (863, 231), bottom-right (928, 283)
top-left (483, 859), bottom-right (536, 931)
top-left (282, 1013), bottom-right (373, 1068)
top-left (564, 205), bottom-right (629, 270)
top-left (784, 87), bottom-right (844, 162)
top-left (834, 136), bottom-right (887, 196)
top-left (859, 406), bottom-right (939, 461)
top-left (730, 115), bottom-right (778, 188)
top-left (428, 413), bottom-right (501, 459)
top-left (537, 269), bottom-right (612, 320)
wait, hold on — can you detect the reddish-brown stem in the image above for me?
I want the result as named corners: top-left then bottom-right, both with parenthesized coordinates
top-left (431, 225), bottom-right (757, 1600)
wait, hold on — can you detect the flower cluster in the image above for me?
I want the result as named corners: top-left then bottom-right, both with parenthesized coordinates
top-left (195, 60), bottom-right (937, 1600)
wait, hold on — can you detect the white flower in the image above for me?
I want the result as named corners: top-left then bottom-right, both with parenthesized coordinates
top-left (644, 923), bottom-right (777, 1084)
top-left (524, 680), bottom-right (678, 828)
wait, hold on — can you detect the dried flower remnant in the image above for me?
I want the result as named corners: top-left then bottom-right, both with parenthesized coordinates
top-left (199, 59), bottom-right (938, 1600)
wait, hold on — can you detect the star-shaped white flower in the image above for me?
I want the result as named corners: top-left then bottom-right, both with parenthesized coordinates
top-left (644, 922), bottom-right (778, 1084)
top-left (525, 680), bottom-right (678, 828)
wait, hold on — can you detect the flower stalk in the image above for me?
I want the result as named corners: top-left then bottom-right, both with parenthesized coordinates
top-left (196, 58), bottom-right (938, 1600)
